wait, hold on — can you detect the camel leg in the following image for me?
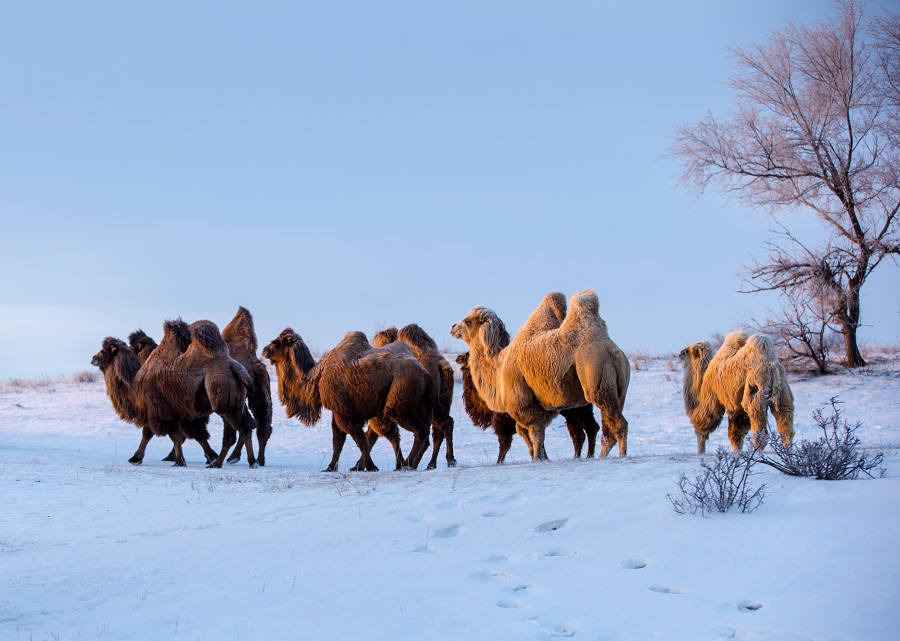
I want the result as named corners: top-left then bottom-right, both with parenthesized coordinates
top-left (359, 419), bottom-right (404, 471)
top-left (169, 430), bottom-right (187, 467)
top-left (404, 426), bottom-right (430, 470)
top-left (129, 427), bottom-right (155, 465)
top-left (440, 416), bottom-right (456, 468)
top-left (528, 424), bottom-right (548, 461)
top-left (236, 406), bottom-right (259, 469)
top-left (598, 407), bottom-right (617, 458)
top-left (515, 423), bottom-right (535, 459)
top-left (225, 424), bottom-right (242, 464)
top-left (325, 418), bottom-right (347, 472)
top-left (496, 432), bottom-right (513, 464)
top-left (347, 425), bottom-right (378, 472)
top-left (249, 384), bottom-right (273, 467)
top-left (425, 424), bottom-right (444, 471)
top-left (727, 410), bottom-right (751, 451)
top-left (772, 400), bottom-right (794, 450)
top-left (562, 412), bottom-right (586, 458)
top-left (426, 416), bottom-right (456, 470)
top-left (696, 430), bottom-right (710, 454)
top-left (580, 408), bottom-right (602, 458)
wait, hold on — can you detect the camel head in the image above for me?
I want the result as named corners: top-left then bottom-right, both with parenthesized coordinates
top-left (128, 329), bottom-right (158, 365)
top-left (450, 307), bottom-right (508, 357)
top-left (262, 328), bottom-right (317, 373)
top-left (92, 337), bottom-right (129, 371)
top-left (455, 352), bottom-right (469, 368)
top-left (92, 336), bottom-right (141, 387)
top-left (679, 340), bottom-right (714, 413)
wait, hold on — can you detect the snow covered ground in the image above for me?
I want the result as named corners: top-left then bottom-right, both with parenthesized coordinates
top-left (1, 353), bottom-right (898, 640)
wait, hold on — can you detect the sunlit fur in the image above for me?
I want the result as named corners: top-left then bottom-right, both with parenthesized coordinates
top-left (679, 330), bottom-right (795, 453)
top-left (451, 290), bottom-right (630, 461)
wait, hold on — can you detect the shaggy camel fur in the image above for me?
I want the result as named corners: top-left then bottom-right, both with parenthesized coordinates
top-left (128, 329), bottom-right (158, 365)
top-left (679, 329), bottom-right (795, 453)
top-left (457, 352), bottom-right (603, 462)
top-left (262, 329), bottom-right (433, 472)
top-left (220, 307), bottom-right (274, 466)
top-left (369, 324), bottom-right (456, 470)
top-left (93, 330), bottom-right (216, 466)
top-left (451, 290), bottom-right (630, 460)
top-left (134, 319), bottom-right (258, 467)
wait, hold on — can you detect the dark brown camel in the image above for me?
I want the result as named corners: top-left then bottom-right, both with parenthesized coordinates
top-left (369, 324), bottom-right (456, 470)
top-left (220, 307), bottom-right (274, 466)
top-left (262, 328), bottom-right (433, 472)
top-left (92, 333), bottom-right (218, 466)
top-left (134, 319), bottom-right (258, 467)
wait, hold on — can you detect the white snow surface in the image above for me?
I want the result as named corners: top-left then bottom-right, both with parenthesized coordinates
top-left (2, 355), bottom-right (899, 641)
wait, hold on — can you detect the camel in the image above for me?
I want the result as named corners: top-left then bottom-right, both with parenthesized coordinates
top-left (450, 289), bottom-right (630, 461)
top-left (369, 324), bottom-right (456, 470)
top-left (134, 319), bottom-right (258, 468)
top-left (128, 329), bottom-right (158, 365)
top-left (679, 329), bottom-right (795, 453)
top-left (456, 351), bottom-right (604, 463)
top-left (220, 307), bottom-right (274, 466)
top-left (262, 328), bottom-right (433, 472)
top-left (92, 333), bottom-right (218, 466)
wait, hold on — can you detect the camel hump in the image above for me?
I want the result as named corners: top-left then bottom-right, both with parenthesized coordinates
top-left (745, 333), bottom-right (777, 361)
top-left (372, 326), bottom-right (398, 348)
top-left (398, 323), bottom-right (438, 352)
top-left (563, 289), bottom-right (608, 337)
top-left (543, 292), bottom-right (568, 324)
top-left (163, 318), bottom-right (192, 351)
top-left (569, 289), bottom-right (599, 317)
top-left (190, 320), bottom-right (230, 357)
top-left (723, 329), bottom-right (749, 350)
top-left (222, 306), bottom-right (258, 353)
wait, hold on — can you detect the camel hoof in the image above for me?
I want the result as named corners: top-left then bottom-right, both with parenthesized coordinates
top-left (426, 462), bottom-right (437, 471)
top-left (128, 457), bottom-right (143, 465)
top-left (249, 461), bottom-right (259, 469)
top-left (447, 459), bottom-right (457, 468)
top-left (173, 460), bottom-right (187, 468)
top-left (161, 454), bottom-right (176, 462)
top-left (226, 456), bottom-right (241, 465)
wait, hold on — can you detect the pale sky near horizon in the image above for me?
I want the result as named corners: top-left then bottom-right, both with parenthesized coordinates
top-left (2, 1), bottom-right (898, 379)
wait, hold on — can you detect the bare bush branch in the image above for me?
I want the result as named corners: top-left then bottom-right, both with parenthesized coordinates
top-left (667, 448), bottom-right (767, 515)
top-left (757, 397), bottom-right (886, 479)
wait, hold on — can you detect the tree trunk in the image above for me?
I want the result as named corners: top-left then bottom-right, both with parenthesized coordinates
top-left (839, 285), bottom-right (867, 367)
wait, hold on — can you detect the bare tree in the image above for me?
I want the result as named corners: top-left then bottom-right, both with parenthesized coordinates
top-left (671, 1), bottom-right (900, 367)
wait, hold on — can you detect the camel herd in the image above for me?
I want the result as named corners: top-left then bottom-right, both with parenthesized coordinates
top-left (92, 291), bottom-right (795, 470)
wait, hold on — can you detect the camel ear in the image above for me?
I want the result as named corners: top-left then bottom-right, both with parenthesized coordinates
top-left (110, 344), bottom-right (118, 355)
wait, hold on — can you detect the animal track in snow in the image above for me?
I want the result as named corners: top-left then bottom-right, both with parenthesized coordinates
top-left (738, 600), bottom-right (763, 612)
top-left (432, 524), bottom-right (463, 539)
top-left (534, 518), bottom-right (569, 533)
top-left (511, 584), bottom-right (532, 596)
top-left (621, 558), bottom-right (648, 569)
top-left (497, 600), bottom-right (524, 609)
top-left (649, 585), bottom-right (688, 595)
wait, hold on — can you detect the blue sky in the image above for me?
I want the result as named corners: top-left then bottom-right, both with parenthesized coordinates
top-left (1, 1), bottom-right (897, 379)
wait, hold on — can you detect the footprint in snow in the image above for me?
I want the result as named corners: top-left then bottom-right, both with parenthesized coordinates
top-left (432, 524), bottom-right (463, 539)
top-left (649, 585), bottom-right (688, 595)
top-left (497, 600), bottom-right (524, 609)
top-left (534, 518), bottom-right (569, 533)
top-left (738, 600), bottom-right (763, 612)
top-left (511, 584), bottom-right (532, 596)
top-left (621, 558), bottom-right (648, 570)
